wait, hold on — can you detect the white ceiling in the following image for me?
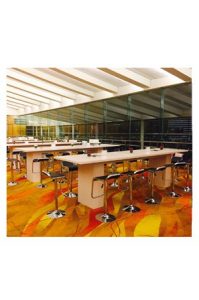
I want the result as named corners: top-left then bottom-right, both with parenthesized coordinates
top-left (6, 67), bottom-right (192, 115)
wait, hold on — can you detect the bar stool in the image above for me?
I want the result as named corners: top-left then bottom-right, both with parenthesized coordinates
top-left (32, 158), bottom-right (49, 188)
top-left (7, 147), bottom-right (10, 158)
top-left (12, 150), bottom-right (21, 171)
top-left (109, 161), bottom-right (125, 188)
top-left (43, 153), bottom-right (54, 171)
top-left (62, 161), bottom-right (78, 198)
top-left (43, 171), bottom-right (66, 219)
top-left (7, 158), bottom-right (20, 186)
top-left (142, 158), bottom-right (150, 168)
top-left (166, 161), bottom-right (187, 197)
top-left (145, 166), bottom-right (167, 204)
top-left (19, 151), bottom-right (26, 164)
top-left (91, 173), bottom-right (121, 223)
top-left (122, 169), bottom-right (145, 212)
top-left (183, 162), bottom-right (192, 193)
top-left (180, 151), bottom-right (192, 192)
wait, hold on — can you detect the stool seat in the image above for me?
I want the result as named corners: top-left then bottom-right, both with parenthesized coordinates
top-left (43, 171), bottom-right (65, 180)
top-left (132, 168), bottom-right (146, 175)
top-left (12, 151), bottom-right (21, 155)
top-left (33, 158), bottom-right (49, 163)
top-left (44, 153), bottom-right (54, 158)
top-left (174, 162), bottom-right (187, 167)
top-left (156, 166), bottom-right (166, 172)
top-left (93, 173), bottom-right (120, 181)
top-left (62, 161), bottom-right (78, 172)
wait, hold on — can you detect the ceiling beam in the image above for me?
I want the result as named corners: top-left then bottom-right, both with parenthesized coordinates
top-left (162, 68), bottom-right (192, 81)
top-left (51, 68), bottom-right (118, 94)
top-left (7, 76), bottom-right (78, 100)
top-left (7, 104), bottom-right (20, 110)
top-left (7, 84), bottom-right (71, 104)
top-left (7, 92), bottom-right (51, 105)
top-left (7, 87), bottom-right (61, 104)
top-left (12, 68), bottom-right (94, 97)
top-left (7, 100), bottom-right (26, 108)
top-left (7, 96), bottom-right (39, 107)
top-left (98, 68), bottom-right (150, 88)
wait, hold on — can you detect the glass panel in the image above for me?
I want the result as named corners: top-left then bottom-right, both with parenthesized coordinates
top-left (12, 82), bottom-right (191, 149)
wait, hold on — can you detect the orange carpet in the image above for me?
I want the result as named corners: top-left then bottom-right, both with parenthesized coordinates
top-left (7, 164), bottom-right (192, 237)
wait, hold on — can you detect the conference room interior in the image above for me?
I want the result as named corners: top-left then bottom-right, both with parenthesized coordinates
top-left (6, 68), bottom-right (192, 237)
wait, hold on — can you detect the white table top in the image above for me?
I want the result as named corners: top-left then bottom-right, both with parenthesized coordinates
top-left (14, 144), bottom-right (120, 153)
top-left (6, 141), bottom-right (82, 147)
top-left (7, 143), bottom-right (52, 147)
top-left (54, 148), bottom-right (188, 165)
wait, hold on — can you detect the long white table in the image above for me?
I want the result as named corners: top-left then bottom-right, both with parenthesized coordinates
top-left (7, 141), bottom-right (82, 154)
top-left (14, 144), bottom-right (120, 182)
top-left (55, 148), bottom-right (187, 209)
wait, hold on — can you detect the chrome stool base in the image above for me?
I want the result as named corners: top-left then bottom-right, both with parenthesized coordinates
top-left (122, 205), bottom-right (140, 213)
top-left (168, 191), bottom-right (181, 198)
top-left (8, 181), bottom-right (17, 186)
top-left (63, 191), bottom-right (78, 198)
top-left (96, 213), bottom-right (116, 223)
top-left (37, 183), bottom-right (47, 188)
top-left (145, 198), bottom-right (159, 204)
top-left (47, 209), bottom-right (66, 219)
top-left (183, 186), bottom-right (192, 193)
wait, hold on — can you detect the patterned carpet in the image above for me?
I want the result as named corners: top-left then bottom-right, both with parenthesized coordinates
top-left (7, 163), bottom-right (192, 237)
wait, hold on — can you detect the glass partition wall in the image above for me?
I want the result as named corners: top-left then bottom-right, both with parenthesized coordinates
top-left (8, 82), bottom-right (192, 149)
